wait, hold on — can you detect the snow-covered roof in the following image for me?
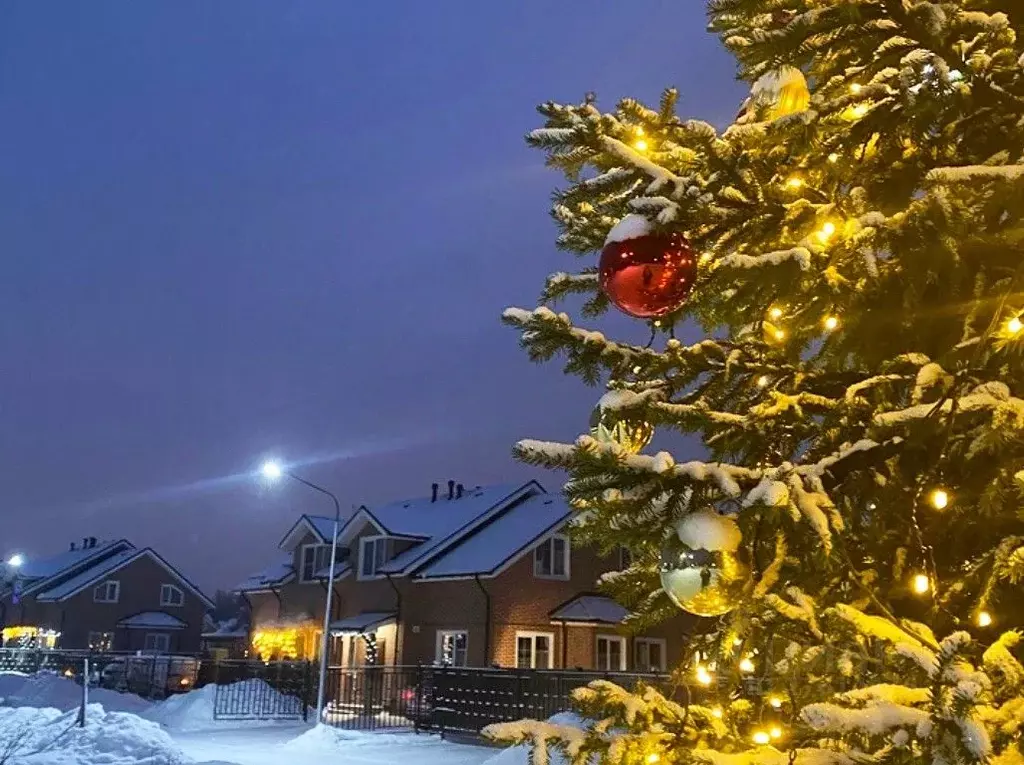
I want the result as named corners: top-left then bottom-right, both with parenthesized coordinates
top-left (549, 595), bottom-right (628, 624)
top-left (313, 560), bottom-right (352, 580)
top-left (10, 541), bottom-right (134, 597)
top-left (35, 549), bottom-right (141, 600)
top-left (374, 482), bottom-right (542, 575)
top-left (117, 611), bottom-right (187, 629)
top-left (236, 555), bottom-right (295, 592)
top-left (202, 617), bottom-right (249, 639)
top-left (415, 494), bottom-right (572, 579)
top-left (328, 612), bottom-right (396, 634)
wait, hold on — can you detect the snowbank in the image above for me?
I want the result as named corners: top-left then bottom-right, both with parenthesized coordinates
top-left (281, 724), bottom-right (493, 764)
top-left (0, 671), bottom-right (151, 714)
top-left (482, 713), bottom-right (589, 765)
top-left (0, 704), bottom-right (188, 765)
top-left (145, 679), bottom-right (305, 732)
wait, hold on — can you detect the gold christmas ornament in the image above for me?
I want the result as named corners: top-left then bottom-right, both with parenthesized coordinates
top-left (660, 510), bottom-right (750, 617)
top-left (751, 66), bottom-right (810, 119)
top-left (589, 404), bottom-right (653, 454)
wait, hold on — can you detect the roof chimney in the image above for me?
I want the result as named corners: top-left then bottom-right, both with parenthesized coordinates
top-left (69, 542), bottom-right (76, 551)
top-left (82, 538), bottom-right (89, 550)
top-left (456, 483), bottom-right (464, 499)
top-left (447, 480), bottom-right (455, 500)
top-left (431, 483), bottom-right (439, 503)
top-left (89, 537), bottom-right (97, 548)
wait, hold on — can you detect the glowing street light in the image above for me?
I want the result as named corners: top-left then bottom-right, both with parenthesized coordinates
top-left (7, 554), bottom-right (24, 568)
top-left (260, 461), bottom-right (283, 480)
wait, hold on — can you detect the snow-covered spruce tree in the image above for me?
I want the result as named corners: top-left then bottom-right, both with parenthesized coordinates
top-left (487, 2), bottom-right (1024, 764)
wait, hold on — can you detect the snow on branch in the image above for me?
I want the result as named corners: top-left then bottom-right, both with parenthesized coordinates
top-left (874, 382), bottom-right (1024, 427)
top-left (601, 136), bottom-right (684, 194)
top-left (926, 165), bottom-right (1024, 184)
top-left (715, 247), bottom-right (812, 271)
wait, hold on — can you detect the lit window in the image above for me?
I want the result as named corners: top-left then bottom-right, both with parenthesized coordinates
top-left (634, 638), bottom-right (666, 672)
top-left (94, 581), bottom-right (120, 603)
top-left (515, 632), bottom-right (553, 669)
top-left (160, 584), bottom-right (184, 607)
top-left (436, 631), bottom-right (469, 666)
top-left (300, 544), bottom-right (334, 583)
top-left (358, 537), bottom-right (392, 580)
top-left (533, 535), bottom-right (570, 579)
top-left (143, 633), bottom-right (170, 653)
top-left (596, 635), bottom-right (626, 671)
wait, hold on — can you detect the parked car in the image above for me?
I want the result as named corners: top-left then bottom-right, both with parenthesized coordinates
top-left (99, 655), bottom-right (198, 696)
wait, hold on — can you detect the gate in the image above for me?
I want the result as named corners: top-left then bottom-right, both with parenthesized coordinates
top-left (204, 660), bottom-right (312, 721)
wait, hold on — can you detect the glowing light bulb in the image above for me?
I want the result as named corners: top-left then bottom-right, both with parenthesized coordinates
top-left (769, 307), bottom-right (783, 320)
top-left (851, 104), bottom-right (869, 118)
top-left (816, 221), bottom-right (837, 244)
top-left (646, 754), bottom-right (660, 764)
top-left (770, 726), bottom-right (783, 739)
top-left (977, 611), bottom-right (993, 628)
top-left (850, 83), bottom-right (863, 94)
top-left (739, 657), bottom-right (755, 674)
top-left (824, 315), bottom-right (839, 331)
top-left (695, 665), bottom-right (714, 686)
top-left (757, 375), bottom-right (769, 388)
top-left (827, 152), bottom-right (840, 163)
top-left (773, 328), bottom-right (786, 341)
top-left (753, 731), bottom-right (771, 745)
top-left (785, 176), bottom-right (804, 189)
top-left (913, 574), bottom-right (930, 594)
top-left (930, 489), bottom-right (949, 510)
top-left (711, 706), bottom-right (723, 719)
top-left (634, 139), bottom-right (649, 152)
top-left (1007, 317), bottom-right (1022, 335)
top-left (635, 127), bottom-right (645, 136)
top-left (732, 637), bottom-right (743, 647)
top-left (769, 696), bottom-right (782, 709)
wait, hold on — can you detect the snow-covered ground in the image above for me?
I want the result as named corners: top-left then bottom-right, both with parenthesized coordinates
top-left (0, 671), bottom-right (152, 714)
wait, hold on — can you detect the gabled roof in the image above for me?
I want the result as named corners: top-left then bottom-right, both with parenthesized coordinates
top-left (236, 555), bottom-right (295, 593)
top-left (6, 540), bottom-right (136, 599)
top-left (549, 594), bottom-right (628, 625)
top-left (414, 494), bottom-right (572, 580)
top-left (118, 611), bottom-right (187, 630)
top-left (35, 548), bottom-right (214, 609)
top-left (278, 514), bottom-right (342, 550)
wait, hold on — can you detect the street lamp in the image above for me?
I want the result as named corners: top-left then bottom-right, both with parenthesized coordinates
top-left (6, 555), bottom-right (23, 569)
top-left (259, 459), bottom-right (340, 724)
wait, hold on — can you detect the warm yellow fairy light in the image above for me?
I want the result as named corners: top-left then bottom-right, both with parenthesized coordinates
top-left (646, 754), bottom-right (660, 764)
top-left (769, 696), bottom-right (783, 709)
top-left (1007, 317), bottom-right (1023, 335)
top-left (930, 489), bottom-right (949, 510)
top-left (850, 104), bottom-right (869, 118)
top-left (773, 328), bottom-right (786, 341)
top-left (850, 83), bottom-right (863, 94)
top-left (769, 306), bottom-right (783, 320)
top-left (695, 665), bottom-right (714, 686)
top-left (732, 637), bottom-right (743, 647)
top-left (634, 139), bottom-right (649, 152)
top-left (63, 669), bottom-right (74, 678)
top-left (977, 611), bottom-right (993, 627)
top-left (635, 127), bottom-right (645, 136)
top-left (711, 706), bottom-right (723, 719)
top-left (828, 152), bottom-right (840, 163)
top-left (757, 375), bottom-right (769, 388)
top-left (753, 731), bottom-right (771, 745)
top-left (913, 574), bottom-right (930, 594)
top-left (739, 657), bottom-right (756, 673)
top-left (785, 176), bottom-right (804, 189)
top-left (824, 315), bottom-right (839, 331)
top-left (816, 221), bottom-right (837, 244)
top-left (770, 726), bottom-right (783, 740)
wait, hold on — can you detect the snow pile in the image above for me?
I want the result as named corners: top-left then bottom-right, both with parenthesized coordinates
top-left (675, 509), bottom-right (742, 552)
top-left (281, 724), bottom-right (492, 764)
top-left (144, 680), bottom-right (303, 732)
top-left (0, 671), bottom-right (151, 714)
top-left (0, 704), bottom-right (188, 765)
top-left (483, 713), bottom-right (589, 765)
top-left (605, 213), bottom-right (651, 244)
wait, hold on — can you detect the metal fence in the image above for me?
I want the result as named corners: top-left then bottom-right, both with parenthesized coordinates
top-left (200, 660), bottom-right (312, 722)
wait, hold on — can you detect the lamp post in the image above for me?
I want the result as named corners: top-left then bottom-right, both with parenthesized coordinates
top-left (261, 460), bottom-right (340, 724)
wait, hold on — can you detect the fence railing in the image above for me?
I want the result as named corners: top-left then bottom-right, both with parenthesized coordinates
top-left (200, 659), bottom-right (312, 722)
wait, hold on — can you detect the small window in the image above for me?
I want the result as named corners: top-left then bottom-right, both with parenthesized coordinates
top-left (358, 536), bottom-right (392, 580)
top-left (88, 631), bottom-right (114, 652)
top-left (635, 638), bottom-right (666, 673)
top-left (596, 635), bottom-right (627, 671)
top-left (160, 584), bottom-right (184, 607)
top-left (515, 632), bottom-right (554, 669)
top-left (618, 545), bottom-right (633, 570)
top-left (533, 535), bottom-right (570, 579)
top-left (143, 633), bottom-right (170, 653)
top-left (436, 630), bottom-right (469, 666)
top-left (300, 544), bottom-right (334, 583)
top-left (93, 581), bottom-right (120, 603)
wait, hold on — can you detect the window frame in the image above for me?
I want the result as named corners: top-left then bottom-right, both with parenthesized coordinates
top-left (532, 535), bottom-right (570, 580)
top-left (160, 584), bottom-right (184, 607)
top-left (596, 634), bottom-right (627, 672)
top-left (299, 543), bottom-right (333, 583)
top-left (143, 633), bottom-right (170, 653)
top-left (357, 536), bottom-right (391, 580)
top-left (435, 629), bottom-right (469, 667)
top-left (88, 631), bottom-right (114, 652)
top-left (514, 630), bottom-right (555, 669)
top-left (93, 580), bottom-right (120, 604)
top-left (634, 637), bottom-right (667, 673)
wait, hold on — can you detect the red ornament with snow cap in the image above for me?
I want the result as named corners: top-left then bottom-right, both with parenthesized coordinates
top-left (598, 214), bottom-right (698, 319)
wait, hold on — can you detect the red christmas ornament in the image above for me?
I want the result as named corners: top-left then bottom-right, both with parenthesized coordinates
top-left (599, 215), bottom-right (698, 318)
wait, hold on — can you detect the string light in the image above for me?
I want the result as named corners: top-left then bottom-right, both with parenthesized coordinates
top-left (769, 307), bottom-right (783, 320)
top-left (828, 152), bottom-right (840, 163)
top-left (739, 656), bottom-right (756, 673)
top-left (912, 574), bottom-right (930, 594)
top-left (646, 754), bottom-right (660, 764)
top-left (977, 611), bottom-right (993, 627)
top-left (768, 696), bottom-right (783, 709)
top-left (816, 221), bottom-right (837, 244)
top-left (773, 328), bottom-right (786, 341)
top-left (785, 176), bottom-right (804, 190)
top-left (770, 726), bottom-right (783, 740)
top-left (823, 315), bottom-right (839, 331)
top-left (732, 637), bottom-right (743, 647)
top-left (635, 127), bottom-right (645, 136)
top-left (695, 665), bottom-right (714, 686)
top-left (711, 706), bottom-right (723, 719)
top-left (634, 139), bottom-right (649, 152)
top-left (929, 488), bottom-right (949, 510)
top-left (1007, 317), bottom-right (1022, 335)
top-left (850, 83), bottom-right (863, 94)
top-left (752, 731), bottom-right (771, 745)
top-left (757, 375), bottom-right (769, 388)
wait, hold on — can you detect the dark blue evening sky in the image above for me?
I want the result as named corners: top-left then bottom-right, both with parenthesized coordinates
top-left (0, 2), bottom-right (745, 590)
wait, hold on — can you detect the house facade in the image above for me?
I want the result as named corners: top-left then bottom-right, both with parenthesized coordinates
top-left (0, 538), bottom-right (213, 653)
top-left (239, 480), bottom-right (695, 672)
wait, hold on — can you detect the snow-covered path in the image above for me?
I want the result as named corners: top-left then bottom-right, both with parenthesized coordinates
top-left (173, 724), bottom-right (499, 765)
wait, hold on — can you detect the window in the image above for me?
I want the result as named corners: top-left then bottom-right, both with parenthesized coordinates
top-left (533, 535), bottom-right (569, 579)
top-left (143, 633), bottom-right (170, 653)
top-left (358, 536), bottom-right (392, 580)
top-left (93, 581), bottom-right (120, 603)
top-left (515, 632), bottom-right (554, 669)
top-left (618, 545), bottom-right (633, 570)
top-left (635, 638), bottom-right (666, 673)
top-left (160, 584), bottom-right (184, 607)
top-left (300, 544), bottom-right (334, 583)
top-left (88, 631), bottom-right (114, 652)
top-left (436, 630), bottom-right (469, 666)
top-left (596, 635), bottom-right (627, 671)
